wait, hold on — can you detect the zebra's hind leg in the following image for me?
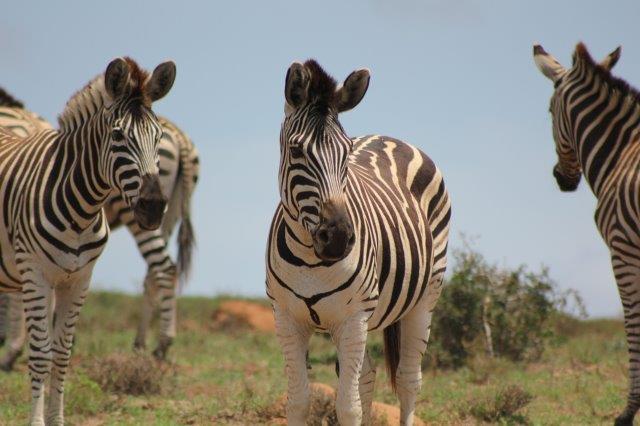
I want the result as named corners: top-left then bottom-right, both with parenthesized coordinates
top-left (612, 252), bottom-right (640, 426)
top-left (274, 304), bottom-right (312, 426)
top-left (396, 299), bottom-right (437, 426)
top-left (0, 293), bottom-right (8, 346)
top-left (46, 279), bottom-right (90, 426)
top-left (0, 292), bottom-right (26, 371)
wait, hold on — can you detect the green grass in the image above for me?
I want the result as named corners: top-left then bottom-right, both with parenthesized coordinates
top-left (0, 292), bottom-right (630, 425)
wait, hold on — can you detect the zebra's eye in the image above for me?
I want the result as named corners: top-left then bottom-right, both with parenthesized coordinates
top-left (111, 128), bottom-right (125, 142)
top-left (289, 145), bottom-right (304, 159)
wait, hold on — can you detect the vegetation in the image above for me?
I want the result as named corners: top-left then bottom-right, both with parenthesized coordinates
top-left (428, 243), bottom-right (586, 368)
top-left (0, 244), bottom-right (628, 426)
top-left (0, 291), bottom-right (628, 425)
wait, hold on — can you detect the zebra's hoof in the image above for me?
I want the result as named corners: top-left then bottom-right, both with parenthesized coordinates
top-left (152, 340), bottom-right (173, 361)
top-left (133, 341), bottom-right (146, 352)
top-left (0, 362), bottom-right (12, 372)
top-left (0, 337), bottom-right (5, 347)
top-left (614, 413), bottom-right (634, 426)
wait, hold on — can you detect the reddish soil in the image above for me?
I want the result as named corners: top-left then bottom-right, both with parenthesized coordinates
top-left (211, 300), bottom-right (275, 333)
top-left (270, 382), bottom-right (426, 425)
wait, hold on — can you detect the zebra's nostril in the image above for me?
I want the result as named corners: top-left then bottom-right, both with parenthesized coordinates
top-left (317, 229), bottom-right (329, 244)
top-left (137, 198), bottom-right (149, 209)
top-left (348, 233), bottom-right (355, 246)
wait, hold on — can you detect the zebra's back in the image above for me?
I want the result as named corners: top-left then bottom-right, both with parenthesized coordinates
top-left (0, 107), bottom-right (51, 138)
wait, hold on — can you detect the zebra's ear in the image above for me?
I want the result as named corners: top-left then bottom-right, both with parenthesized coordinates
top-left (533, 45), bottom-right (566, 83)
top-left (285, 62), bottom-right (310, 109)
top-left (600, 46), bottom-right (621, 71)
top-left (336, 69), bottom-right (370, 113)
top-left (104, 58), bottom-right (131, 100)
top-left (146, 61), bottom-right (177, 102)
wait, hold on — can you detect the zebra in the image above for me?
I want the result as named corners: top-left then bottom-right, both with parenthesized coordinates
top-left (266, 60), bottom-right (451, 425)
top-left (533, 42), bottom-right (640, 426)
top-left (0, 57), bottom-right (176, 426)
top-left (0, 91), bottom-right (199, 369)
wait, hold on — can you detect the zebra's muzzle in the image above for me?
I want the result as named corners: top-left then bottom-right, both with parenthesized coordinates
top-left (133, 174), bottom-right (167, 230)
top-left (553, 164), bottom-right (580, 192)
top-left (313, 201), bottom-right (355, 261)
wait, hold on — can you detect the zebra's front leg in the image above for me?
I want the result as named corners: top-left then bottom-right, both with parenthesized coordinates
top-left (359, 349), bottom-right (376, 425)
top-left (133, 274), bottom-right (156, 352)
top-left (0, 292), bottom-right (26, 371)
top-left (396, 302), bottom-right (434, 426)
top-left (274, 304), bottom-right (312, 425)
top-left (21, 275), bottom-right (54, 426)
top-left (151, 265), bottom-right (178, 360)
top-left (46, 279), bottom-right (90, 426)
top-left (333, 311), bottom-right (369, 426)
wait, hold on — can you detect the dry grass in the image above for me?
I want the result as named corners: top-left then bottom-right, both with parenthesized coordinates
top-left (86, 352), bottom-right (174, 395)
top-left (460, 384), bottom-right (533, 423)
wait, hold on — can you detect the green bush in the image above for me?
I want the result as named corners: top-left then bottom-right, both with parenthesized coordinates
top-left (427, 241), bottom-right (584, 368)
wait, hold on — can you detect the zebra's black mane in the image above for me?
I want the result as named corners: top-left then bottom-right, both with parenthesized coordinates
top-left (574, 42), bottom-right (640, 106)
top-left (304, 60), bottom-right (338, 112)
top-left (0, 87), bottom-right (24, 108)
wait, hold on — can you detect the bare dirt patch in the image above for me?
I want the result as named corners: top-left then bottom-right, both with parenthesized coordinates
top-left (264, 382), bottom-right (426, 425)
top-left (211, 300), bottom-right (275, 333)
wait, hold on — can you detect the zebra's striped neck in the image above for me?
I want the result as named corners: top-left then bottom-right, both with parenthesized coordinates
top-left (47, 110), bottom-right (112, 232)
top-left (562, 58), bottom-right (640, 196)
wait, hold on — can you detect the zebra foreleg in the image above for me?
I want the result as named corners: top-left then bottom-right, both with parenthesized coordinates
top-left (334, 347), bottom-right (376, 425)
top-left (151, 266), bottom-right (177, 360)
top-left (46, 279), bottom-right (89, 426)
top-left (133, 274), bottom-right (157, 352)
top-left (21, 272), bottom-right (53, 426)
top-left (333, 311), bottom-right (368, 426)
top-left (274, 304), bottom-right (312, 426)
top-left (0, 292), bottom-right (26, 371)
top-left (359, 349), bottom-right (376, 425)
top-left (396, 301), bottom-right (434, 426)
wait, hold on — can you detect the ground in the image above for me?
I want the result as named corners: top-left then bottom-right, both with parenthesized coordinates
top-left (0, 292), bottom-right (630, 425)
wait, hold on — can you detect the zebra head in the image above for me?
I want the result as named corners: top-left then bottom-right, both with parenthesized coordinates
top-left (102, 58), bottom-right (176, 230)
top-left (280, 60), bottom-right (370, 261)
top-left (533, 43), bottom-right (621, 192)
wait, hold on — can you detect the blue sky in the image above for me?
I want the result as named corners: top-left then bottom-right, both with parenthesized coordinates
top-left (3, 1), bottom-right (640, 317)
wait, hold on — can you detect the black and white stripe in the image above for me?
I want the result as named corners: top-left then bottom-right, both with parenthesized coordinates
top-left (0, 97), bottom-right (198, 367)
top-left (266, 60), bottom-right (450, 425)
top-left (0, 57), bottom-right (175, 426)
top-left (103, 115), bottom-right (199, 359)
top-left (534, 42), bottom-right (640, 426)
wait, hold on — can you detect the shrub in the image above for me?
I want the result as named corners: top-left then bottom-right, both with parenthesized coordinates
top-left (86, 352), bottom-right (174, 395)
top-left (461, 385), bottom-right (533, 423)
top-left (427, 240), bottom-right (585, 368)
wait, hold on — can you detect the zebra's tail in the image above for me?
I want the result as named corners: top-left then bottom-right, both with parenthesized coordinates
top-left (162, 136), bottom-right (199, 287)
top-left (383, 321), bottom-right (401, 392)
